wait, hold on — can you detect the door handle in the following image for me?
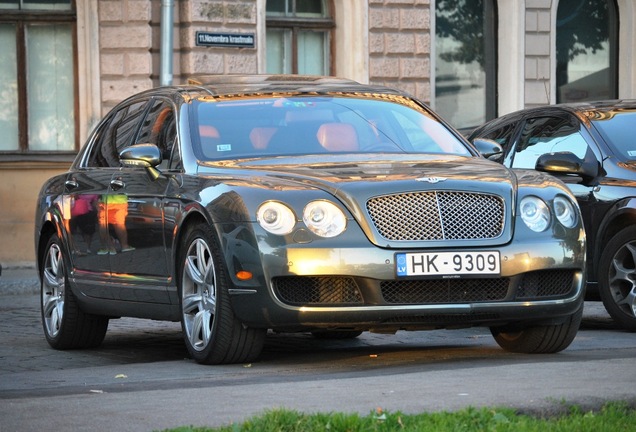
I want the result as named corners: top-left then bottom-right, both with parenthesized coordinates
top-left (110, 178), bottom-right (125, 190)
top-left (64, 179), bottom-right (79, 190)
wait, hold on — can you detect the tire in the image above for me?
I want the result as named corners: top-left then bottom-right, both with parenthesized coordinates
top-left (179, 224), bottom-right (266, 364)
top-left (490, 304), bottom-right (583, 354)
top-left (311, 330), bottom-right (363, 339)
top-left (40, 234), bottom-right (108, 349)
top-left (598, 226), bottom-right (636, 331)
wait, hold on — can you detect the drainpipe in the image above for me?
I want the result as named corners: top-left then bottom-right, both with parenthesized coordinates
top-left (160, 0), bottom-right (174, 86)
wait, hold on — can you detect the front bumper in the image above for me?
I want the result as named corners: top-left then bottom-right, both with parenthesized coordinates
top-left (226, 226), bottom-right (586, 332)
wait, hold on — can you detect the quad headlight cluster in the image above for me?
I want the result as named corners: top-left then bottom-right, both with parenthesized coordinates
top-left (257, 200), bottom-right (347, 238)
top-left (519, 195), bottom-right (577, 232)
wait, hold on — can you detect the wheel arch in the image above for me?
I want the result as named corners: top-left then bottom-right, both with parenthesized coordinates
top-left (593, 198), bottom-right (636, 279)
top-left (172, 211), bottom-right (209, 282)
top-left (36, 220), bottom-right (65, 278)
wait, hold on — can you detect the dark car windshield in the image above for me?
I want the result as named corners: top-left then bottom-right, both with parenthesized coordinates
top-left (192, 95), bottom-right (471, 160)
top-left (591, 110), bottom-right (636, 161)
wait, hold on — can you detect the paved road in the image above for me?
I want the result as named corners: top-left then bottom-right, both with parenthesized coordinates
top-left (1, 267), bottom-right (635, 431)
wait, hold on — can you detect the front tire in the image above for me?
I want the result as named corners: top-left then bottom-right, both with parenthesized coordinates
top-left (490, 305), bottom-right (583, 354)
top-left (179, 224), bottom-right (266, 364)
top-left (598, 226), bottom-right (636, 331)
top-left (40, 234), bottom-right (108, 349)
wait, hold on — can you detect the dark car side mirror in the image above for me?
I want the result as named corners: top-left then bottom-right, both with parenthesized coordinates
top-left (471, 138), bottom-right (504, 159)
top-left (119, 143), bottom-right (163, 180)
top-left (535, 151), bottom-right (598, 180)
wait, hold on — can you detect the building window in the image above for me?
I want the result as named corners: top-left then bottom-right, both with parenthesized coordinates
top-left (0, 0), bottom-right (76, 153)
top-left (434, 0), bottom-right (497, 130)
top-left (556, 0), bottom-right (618, 103)
top-left (265, 0), bottom-right (333, 75)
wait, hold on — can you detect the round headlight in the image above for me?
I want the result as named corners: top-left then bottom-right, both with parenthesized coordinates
top-left (257, 201), bottom-right (296, 235)
top-left (520, 196), bottom-right (550, 232)
top-left (303, 201), bottom-right (347, 238)
top-left (553, 195), bottom-right (577, 229)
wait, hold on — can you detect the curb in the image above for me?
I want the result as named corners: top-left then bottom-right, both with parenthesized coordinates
top-left (0, 265), bottom-right (39, 296)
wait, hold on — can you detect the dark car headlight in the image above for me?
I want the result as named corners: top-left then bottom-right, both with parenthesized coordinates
top-left (520, 196), bottom-right (550, 232)
top-left (257, 201), bottom-right (296, 235)
top-left (257, 199), bottom-right (347, 237)
top-left (553, 195), bottom-right (577, 229)
top-left (303, 200), bottom-right (347, 238)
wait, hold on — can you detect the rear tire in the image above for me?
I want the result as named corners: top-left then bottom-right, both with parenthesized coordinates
top-left (490, 304), bottom-right (583, 354)
top-left (179, 224), bottom-right (266, 364)
top-left (598, 226), bottom-right (636, 331)
top-left (40, 234), bottom-right (108, 349)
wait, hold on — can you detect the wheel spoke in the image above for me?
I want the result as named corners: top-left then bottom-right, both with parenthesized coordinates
top-left (189, 311), bottom-right (204, 347)
top-left (181, 233), bottom-right (217, 353)
top-left (42, 243), bottom-right (65, 338)
top-left (185, 255), bottom-right (205, 286)
top-left (43, 269), bottom-right (58, 291)
top-left (609, 242), bottom-right (636, 312)
top-left (42, 295), bottom-right (59, 318)
top-left (48, 245), bottom-right (60, 274)
top-left (196, 240), bottom-right (209, 272)
top-left (617, 286), bottom-right (636, 316)
top-left (182, 293), bottom-right (202, 315)
top-left (626, 243), bottom-right (636, 264)
top-left (609, 259), bottom-right (633, 283)
top-left (189, 309), bottom-right (212, 349)
top-left (51, 301), bottom-right (63, 334)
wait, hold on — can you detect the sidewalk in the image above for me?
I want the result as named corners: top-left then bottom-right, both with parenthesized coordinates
top-left (0, 265), bottom-right (39, 296)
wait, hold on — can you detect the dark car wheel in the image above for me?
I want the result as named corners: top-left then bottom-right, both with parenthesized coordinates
top-left (41, 234), bottom-right (108, 349)
top-left (490, 304), bottom-right (583, 354)
top-left (598, 226), bottom-right (636, 331)
top-left (179, 224), bottom-right (266, 365)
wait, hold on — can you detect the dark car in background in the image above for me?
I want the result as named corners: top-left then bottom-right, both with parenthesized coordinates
top-left (35, 75), bottom-right (586, 364)
top-left (470, 100), bottom-right (636, 331)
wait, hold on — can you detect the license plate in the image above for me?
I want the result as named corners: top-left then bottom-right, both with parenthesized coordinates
top-left (396, 251), bottom-right (500, 278)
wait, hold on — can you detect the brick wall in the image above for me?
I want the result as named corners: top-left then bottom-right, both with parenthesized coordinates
top-left (368, 0), bottom-right (431, 103)
top-left (99, 0), bottom-right (154, 114)
top-left (178, 1), bottom-right (258, 78)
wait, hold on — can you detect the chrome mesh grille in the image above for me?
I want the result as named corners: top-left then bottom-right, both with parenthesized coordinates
top-left (273, 276), bottom-right (363, 306)
top-left (516, 270), bottom-right (575, 299)
top-left (366, 191), bottom-right (505, 241)
top-left (381, 278), bottom-right (510, 304)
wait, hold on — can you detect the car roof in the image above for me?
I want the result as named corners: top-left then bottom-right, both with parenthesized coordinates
top-left (471, 99), bottom-right (636, 136)
top-left (500, 99), bottom-right (636, 120)
top-left (146, 74), bottom-right (412, 102)
top-left (184, 74), bottom-right (400, 96)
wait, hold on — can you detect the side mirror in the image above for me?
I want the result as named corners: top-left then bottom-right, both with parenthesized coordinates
top-left (471, 138), bottom-right (503, 159)
top-left (535, 151), bottom-right (598, 180)
top-left (119, 143), bottom-right (162, 180)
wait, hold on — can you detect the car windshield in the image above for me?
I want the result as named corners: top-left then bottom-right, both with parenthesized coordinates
top-left (192, 95), bottom-right (471, 160)
top-left (591, 110), bottom-right (636, 161)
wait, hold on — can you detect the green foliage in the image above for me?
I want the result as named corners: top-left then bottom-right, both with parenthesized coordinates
top-left (159, 401), bottom-right (636, 432)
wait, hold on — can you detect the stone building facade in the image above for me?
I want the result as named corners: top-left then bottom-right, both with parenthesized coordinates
top-left (1, 0), bottom-right (635, 266)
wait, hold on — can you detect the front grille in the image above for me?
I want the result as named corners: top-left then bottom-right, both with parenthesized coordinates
top-left (366, 191), bottom-right (505, 241)
top-left (381, 278), bottom-right (510, 304)
top-left (273, 276), bottom-right (363, 305)
top-left (272, 270), bottom-right (576, 308)
top-left (516, 270), bottom-right (575, 298)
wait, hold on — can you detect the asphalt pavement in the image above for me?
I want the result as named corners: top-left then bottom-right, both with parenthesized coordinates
top-left (1, 264), bottom-right (632, 432)
top-left (0, 265), bottom-right (39, 296)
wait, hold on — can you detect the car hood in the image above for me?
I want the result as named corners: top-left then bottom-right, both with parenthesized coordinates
top-left (198, 154), bottom-right (517, 247)
top-left (198, 154), bottom-right (516, 198)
